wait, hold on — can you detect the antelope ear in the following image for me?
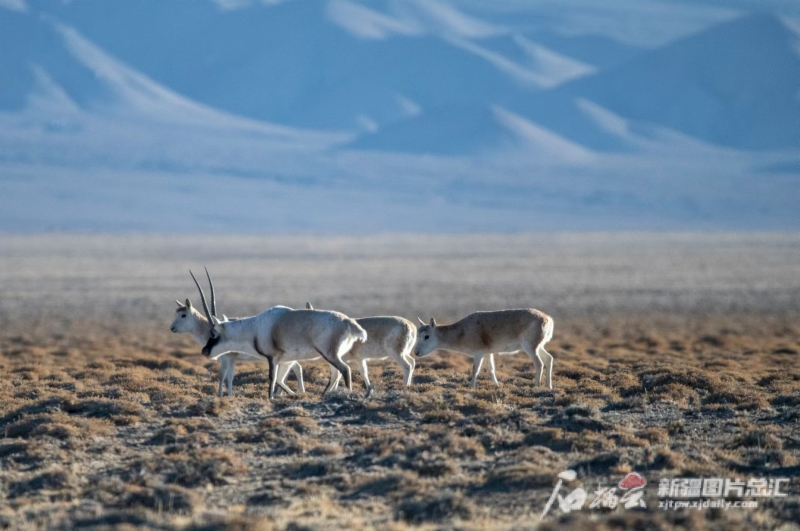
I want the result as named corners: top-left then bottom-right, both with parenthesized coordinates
top-left (306, 302), bottom-right (313, 310)
top-left (430, 317), bottom-right (437, 327)
top-left (417, 317), bottom-right (425, 326)
top-left (212, 316), bottom-right (222, 326)
top-left (222, 314), bottom-right (229, 322)
top-left (185, 299), bottom-right (192, 309)
top-left (176, 300), bottom-right (184, 308)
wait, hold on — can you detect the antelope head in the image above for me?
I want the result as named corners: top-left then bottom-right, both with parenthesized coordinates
top-left (414, 317), bottom-right (438, 357)
top-left (189, 268), bottom-right (223, 356)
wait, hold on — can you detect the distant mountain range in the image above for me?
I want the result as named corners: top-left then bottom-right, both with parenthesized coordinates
top-left (0, 0), bottom-right (798, 231)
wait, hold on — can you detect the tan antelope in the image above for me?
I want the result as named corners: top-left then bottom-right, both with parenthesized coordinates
top-left (306, 303), bottom-right (416, 397)
top-left (414, 309), bottom-right (555, 389)
top-left (191, 271), bottom-right (367, 398)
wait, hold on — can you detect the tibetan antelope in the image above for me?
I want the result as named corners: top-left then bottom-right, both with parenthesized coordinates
top-left (170, 292), bottom-right (303, 397)
top-left (306, 303), bottom-right (416, 397)
top-left (414, 309), bottom-right (555, 389)
top-left (190, 271), bottom-right (367, 398)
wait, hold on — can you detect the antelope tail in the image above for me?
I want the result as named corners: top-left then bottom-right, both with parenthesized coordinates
top-left (347, 319), bottom-right (368, 343)
top-left (542, 316), bottom-right (554, 344)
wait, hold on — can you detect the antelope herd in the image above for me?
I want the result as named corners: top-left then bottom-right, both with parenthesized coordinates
top-left (170, 270), bottom-right (555, 398)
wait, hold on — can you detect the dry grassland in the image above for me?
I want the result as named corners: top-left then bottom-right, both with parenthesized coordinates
top-left (0, 234), bottom-right (798, 530)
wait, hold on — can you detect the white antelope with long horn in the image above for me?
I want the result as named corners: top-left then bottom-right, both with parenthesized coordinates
top-left (190, 270), bottom-right (367, 398)
top-left (170, 271), bottom-right (304, 397)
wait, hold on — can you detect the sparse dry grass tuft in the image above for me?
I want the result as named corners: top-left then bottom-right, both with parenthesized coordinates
top-left (124, 484), bottom-right (201, 513)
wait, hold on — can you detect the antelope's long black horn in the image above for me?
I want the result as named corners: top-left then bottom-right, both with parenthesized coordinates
top-left (205, 267), bottom-right (217, 317)
top-left (190, 270), bottom-right (214, 324)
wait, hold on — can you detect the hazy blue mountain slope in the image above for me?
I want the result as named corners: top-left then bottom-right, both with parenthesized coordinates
top-left (0, 9), bottom-right (105, 111)
top-left (347, 97), bottom-right (633, 156)
top-left (562, 14), bottom-right (800, 149)
top-left (519, 31), bottom-right (643, 70)
top-left (39, 0), bottom-right (557, 131)
top-left (1, 1), bottom-right (799, 231)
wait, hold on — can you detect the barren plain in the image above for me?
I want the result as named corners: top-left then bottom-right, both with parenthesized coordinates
top-left (0, 233), bottom-right (798, 530)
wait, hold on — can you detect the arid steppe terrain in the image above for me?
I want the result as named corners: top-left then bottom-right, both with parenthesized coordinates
top-left (0, 233), bottom-right (798, 530)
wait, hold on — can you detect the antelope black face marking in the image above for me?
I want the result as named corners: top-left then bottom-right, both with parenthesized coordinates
top-left (202, 332), bottom-right (222, 357)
